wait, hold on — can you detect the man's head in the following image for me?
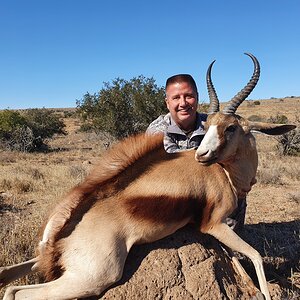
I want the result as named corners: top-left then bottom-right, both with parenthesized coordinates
top-left (165, 74), bottom-right (198, 132)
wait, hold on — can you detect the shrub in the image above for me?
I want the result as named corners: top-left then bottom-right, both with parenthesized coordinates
top-left (253, 100), bottom-right (261, 105)
top-left (6, 125), bottom-right (35, 152)
top-left (0, 109), bottom-right (66, 152)
top-left (0, 110), bottom-right (27, 139)
top-left (276, 128), bottom-right (300, 156)
top-left (76, 76), bottom-right (167, 139)
top-left (23, 109), bottom-right (66, 140)
top-left (268, 114), bottom-right (289, 124)
top-left (0, 110), bottom-right (33, 151)
top-left (248, 115), bottom-right (265, 122)
top-left (266, 114), bottom-right (299, 156)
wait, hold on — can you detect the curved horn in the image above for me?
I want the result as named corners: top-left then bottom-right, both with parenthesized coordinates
top-left (206, 60), bottom-right (220, 113)
top-left (223, 53), bottom-right (260, 114)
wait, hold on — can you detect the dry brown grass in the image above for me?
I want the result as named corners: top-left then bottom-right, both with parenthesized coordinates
top-left (231, 97), bottom-right (300, 123)
top-left (0, 98), bottom-right (299, 299)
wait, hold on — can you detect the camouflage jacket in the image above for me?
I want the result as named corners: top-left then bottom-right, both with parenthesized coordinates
top-left (146, 112), bottom-right (207, 153)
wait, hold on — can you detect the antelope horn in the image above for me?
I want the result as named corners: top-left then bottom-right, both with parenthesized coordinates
top-left (223, 53), bottom-right (260, 114)
top-left (207, 60), bottom-right (220, 113)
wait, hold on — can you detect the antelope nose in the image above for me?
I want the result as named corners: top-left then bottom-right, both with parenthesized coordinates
top-left (195, 149), bottom-right (209, 161)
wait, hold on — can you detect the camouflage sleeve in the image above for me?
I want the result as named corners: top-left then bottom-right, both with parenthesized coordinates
top-left (226, 197), bottom-right (247, 232)
top-left (163, 133), bottom-right (181, 153)
top-left (146, 114), bottom-right (170, 135)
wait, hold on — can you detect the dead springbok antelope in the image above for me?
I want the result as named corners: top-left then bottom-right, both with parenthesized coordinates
top-left (1, 53), bottom-right (295, 300)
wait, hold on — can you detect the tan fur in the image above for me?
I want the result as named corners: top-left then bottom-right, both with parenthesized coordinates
top-left (44, 133), bottom-right (165, 242)
top-left (38, 133), bottom-right (166, 280)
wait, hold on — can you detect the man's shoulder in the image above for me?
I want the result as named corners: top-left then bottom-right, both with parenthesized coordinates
top-left (146, 113), bottom-right (171, 134)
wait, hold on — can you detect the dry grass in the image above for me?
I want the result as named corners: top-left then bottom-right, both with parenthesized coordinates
top-left (0, 98), bottom-right (299, 299)
top-left (232, 97), bottom-right (300, 122)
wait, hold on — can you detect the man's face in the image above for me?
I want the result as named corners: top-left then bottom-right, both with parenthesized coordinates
top-left (165, 81), bottom-right (198, 131)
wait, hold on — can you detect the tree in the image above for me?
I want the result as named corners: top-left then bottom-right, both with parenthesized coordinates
top-left (76, 76), bottom-right (167, 139)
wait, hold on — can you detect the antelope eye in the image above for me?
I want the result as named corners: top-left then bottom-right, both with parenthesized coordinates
top-left (226, 125), bottom-right (237, 133)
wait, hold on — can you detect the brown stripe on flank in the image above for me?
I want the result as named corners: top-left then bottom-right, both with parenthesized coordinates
top-left (125, 195), bottom-right (206, 225)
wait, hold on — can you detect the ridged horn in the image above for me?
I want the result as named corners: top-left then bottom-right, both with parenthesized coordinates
top-left (206, 60), bottom-right (220, 113)
top-left (223, 53), bottom-right (260, 114)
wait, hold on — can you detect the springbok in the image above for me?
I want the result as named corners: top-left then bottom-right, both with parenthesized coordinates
top-left (0, 53), bottom-right (295, 300)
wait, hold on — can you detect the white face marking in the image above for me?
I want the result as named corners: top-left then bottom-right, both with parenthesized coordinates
top-left (195, 125), bottom-right (220, 161)
top-left (200, 125), bottom-right (220, 152)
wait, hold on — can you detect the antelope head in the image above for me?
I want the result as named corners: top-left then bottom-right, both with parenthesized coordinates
top-left (195, 53), bottom-right (296, 165)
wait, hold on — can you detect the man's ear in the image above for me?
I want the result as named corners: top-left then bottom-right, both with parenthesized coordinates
top-left (165, 97), bottom-right (170, 109)
top-left (247, 121), bottom-right (296, 135)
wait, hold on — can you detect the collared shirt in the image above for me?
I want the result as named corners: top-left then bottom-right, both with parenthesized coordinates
top-left (146, 112), bottom-right (207, 153)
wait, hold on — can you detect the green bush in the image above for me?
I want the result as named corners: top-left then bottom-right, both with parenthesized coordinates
top-left (0, 110), bottom-right (27, 139)
top-left (76, 76), bottom-right (167, 139)
top-left (0, 109), bottom-right (66, 152)
top-left (23, 108), bottom-right (66, 140)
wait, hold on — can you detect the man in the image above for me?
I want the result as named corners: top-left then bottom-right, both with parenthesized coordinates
top-left (147, 74), bottom-right (245, 232)
top-left (146, 74), bottom-right (207, 152)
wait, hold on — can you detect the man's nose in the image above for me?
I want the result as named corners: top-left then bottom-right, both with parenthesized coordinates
top-left (179, 96), bottom-right (187, 106)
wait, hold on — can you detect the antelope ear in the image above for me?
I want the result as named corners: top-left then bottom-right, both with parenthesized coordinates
top-left (248, 121), bottom-right (296, 135)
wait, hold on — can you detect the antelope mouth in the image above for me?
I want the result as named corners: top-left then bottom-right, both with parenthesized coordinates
top-left (196, 155), bottom-right (218, 165)
top-left (198, 158), bottom-right (218, 165)
top-left (195, 149), bottom-right (218, 165)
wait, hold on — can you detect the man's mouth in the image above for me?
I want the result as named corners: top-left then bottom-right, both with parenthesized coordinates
top-left (178, 106), bottom-right (193, 113)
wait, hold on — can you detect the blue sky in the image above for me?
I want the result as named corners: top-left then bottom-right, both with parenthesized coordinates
top-left (0, 0), bottom-right (299, 109)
